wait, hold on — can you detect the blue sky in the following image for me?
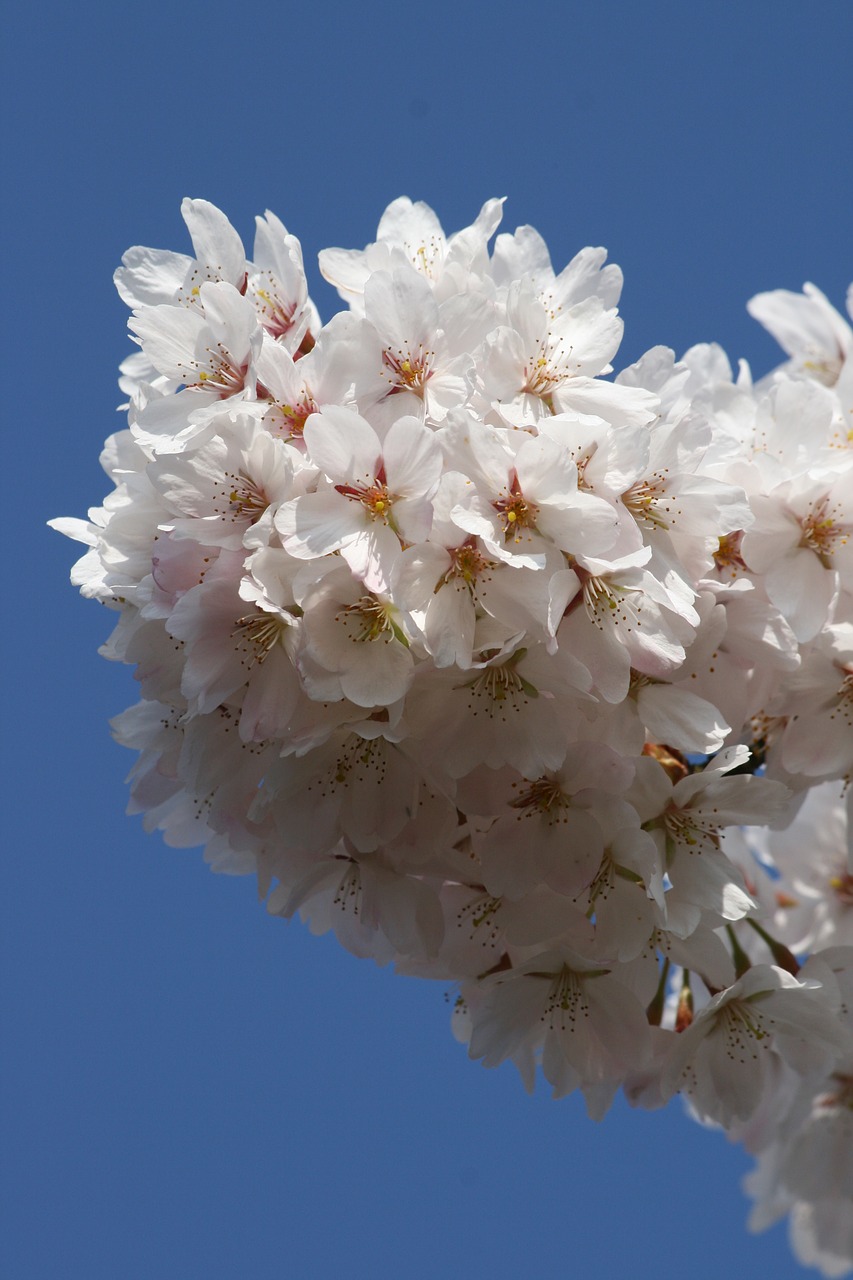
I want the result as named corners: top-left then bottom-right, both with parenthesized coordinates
top-left (5, 3), bottom-right (852, 1276)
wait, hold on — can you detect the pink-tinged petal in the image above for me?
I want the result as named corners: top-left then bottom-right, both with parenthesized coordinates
top-left (537, 809), bottom-right (604, 897)
top-left (130, 389), bottom-right (221, 455)
top-left (548, 569), bottom-right (582, 638)
top-left (129, 304), bottom-right (206, 381)
top-left (443, 412), bottom-right (514, 495)
top-left (560, 742), bottom-right (633, 795)
top-left (341, 522), bottom-right (402, 592)
top-left (148, 437), bottom-right (229, 517)
top-left (747, 284), bottom-right (852, 361)
top-left (377, 870), bottom-right (445, 961)
top-left (449, 495), bottom-right (502, 546)
top-left (782, 707), bottom-right (853, 778)
top-left (392, 543), bottom-right (451, 608)
top-left (253, 211), bottom-right (305, 296)
top-left (559, 609), bottom-right (631, 703)
top-left (339, 639), bottom-right (414, 707)
top-left (304, 312), bottom-right (387, 407)
top-left (196, 281), bottom-right (259, 355)
top-left (181, 198), bottom-right (246, 285)
top-left (477, 562), bottom-right (554, 636)
top-left (674, 773), bottom-right (790, 827)
top-left (444, 197), bottom-right (504, 273)
top-left (514, 435), bottom-right (579, 504)
top-left (665, 845), bottom-right (756, 932)
top-left (426, 581), bottom-right (475, 668)
top-left (302, 406), bottom-right (381, 487)
top-left (741, 497), bottom-right (802, 572)
top-left (377, 196), bottom-right (445, 256)
top-left (47, 517), bottom-right (97, 546)
top-left (317, 246), bottom-right (370, 299)
top-left (553, 377), bottom-right (658, 426)
top-left (658, 476), bottom-right (751, 538)
top-left (114, 246), bottom-right (192, 307)
top-left (491, 224), bottom-right (554, 288)
top-left (239, 652), bottom-right (301, 742)
top-left (720, 595), bottom-right (799, 670)
top-left (551, 297), bottom-right (624, 376)
top-left (254, 336), bottom-right (303, 402)
top-left (379, 194), bottom-right (445, 247)
top-left (705, 1027), bottom-right (770, 1123)
top-left (167, 599), bottom-right (245, 713)
top-left (551, 245), bottom-right (623, 311)
top-left (754, 379), bottom-right (836, 466)
top-left (637, 684), bottom-right (730, 753)
top-left (765, 549), bottom-right (837, 642)
top-left (392, 496), bottom-right (434, 544)
top-left (364, 266), bottom-right (439, 349)
top-left (626, 615), bottom-right (687, 676)
top-left (536, 491), bottom-right (620, 557)
top-left (277, 491), bottom-right (365, 558)
top-left (438, 292), bottom-right (497, 354)
top-left (317, 241), bottom-right (398, 308)
top-left (478, 819), bottom-right (542, 900)
top-left (382, 415), bottom-right (443, 498)
top-left (482, 325), bottom-right (529, 401)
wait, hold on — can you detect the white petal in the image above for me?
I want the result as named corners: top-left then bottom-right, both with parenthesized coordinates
top-left (302, 406), bottom-right (381, 487)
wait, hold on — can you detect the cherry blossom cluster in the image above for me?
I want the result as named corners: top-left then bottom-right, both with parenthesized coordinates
top-left (52, 196), bottom-right (853, 1276)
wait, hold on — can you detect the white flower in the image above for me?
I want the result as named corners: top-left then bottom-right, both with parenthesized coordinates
top-left (776, 622), bottom-right (853, 781)
top-left (789, 1199), bottom-right (853, 1280)
top-left (276, 405), bottom-right (442, 591)
top-left (756, 782), bottom-right (853, 951)
top-left (52, 193), bottom-right (853, 1279)
top-left (363, 265), bottom-right (478, 422)
top-left (115, 198), bottom-right (248, 309)
top-left (490, 234), bottom-right (623, 313)
top-left (249, 208), bottom-right (317, 352)
top-left (319, 195), bottom-right (504, 307)
top-left (129, 281), bottom-right (264, 454)
top-left (466, 948), bottom-right (652, 1107)
top-left (297, 565), bottom-right (415, 708)
top-left (442, 410), bottom-right (621, 566)
top-left (558, 543), bottom-right (699, 702)
top-left (471, 743), bottom-right (635, 901)
top-left (743, 465), bottom-right (853, 642)
top-left (164, 554), bottom-right (301, 741)
top-left (147, 411), bottom-right (303, 550)
top-left (402, 641), bottom-right (592, 781)
top-left (480, 280), bottom-right (654, 427)
top-left (661, 964), bottom-right (851, 1126)
top-left (253, 313), bottom-right (386, 443)
top-left (632, 746), bottom-right (789, 937)
top-left (748, 281), bottom-right (853, 389)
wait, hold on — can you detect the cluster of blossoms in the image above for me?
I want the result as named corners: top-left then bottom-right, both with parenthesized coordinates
top-left (52, 196), bottom-right (853, 1276)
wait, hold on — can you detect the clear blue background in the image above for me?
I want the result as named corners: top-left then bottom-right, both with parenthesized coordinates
top-left (4, 3), bottom-right (851, 1277)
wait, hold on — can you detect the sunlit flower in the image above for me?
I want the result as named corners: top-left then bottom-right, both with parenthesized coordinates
top-left (52, 192), bottom-right (853, 1279)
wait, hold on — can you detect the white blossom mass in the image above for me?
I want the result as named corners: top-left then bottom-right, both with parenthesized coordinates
top-left (52, 196), bottom-right (853, 1278)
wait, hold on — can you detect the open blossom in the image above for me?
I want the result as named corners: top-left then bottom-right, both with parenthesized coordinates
top-left (661, 964), bottom-right (852, 1127)
top-left (747, 281), bottom-right (853, 389)
top-left (129, 280), bottom-right (264, 453)
top-left (742, 465), bottom-right (853, 642)
top-left (52, 193), bottom-right (853, 1279)
top-left (466, 742), bottom-right (636, 901)
top-left (275, 405), bottom-right (443, 591)
top-left (465, 948), bottom-right (653, 1108)
top-left (296, 564), bottom-right (415, 707)
top-left (441, 410), bottom-right (621, 566)
top-left (749, 781), bottom-right (853, 952)
top-left (775, 623), bottom-right (853, 782)
top-left (319, 195), bottom-right (504, 307)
